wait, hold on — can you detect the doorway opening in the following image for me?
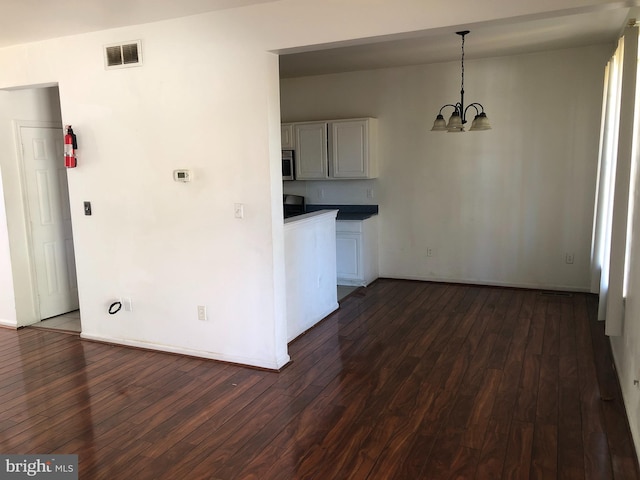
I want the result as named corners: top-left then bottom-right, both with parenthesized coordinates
top-left (2, 86), bottom-right (80, 332)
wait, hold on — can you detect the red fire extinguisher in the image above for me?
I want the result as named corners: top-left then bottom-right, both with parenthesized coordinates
top-left (64, 125), bottom-right (77, 168)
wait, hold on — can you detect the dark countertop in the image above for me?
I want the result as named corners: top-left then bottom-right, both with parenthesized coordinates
top-left (305, 204), bottom-right (378, 221)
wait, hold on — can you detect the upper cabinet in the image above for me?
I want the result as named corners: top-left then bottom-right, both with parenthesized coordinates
top-left (331, 119), bottom-right (378, 179)
top-left (287, 118), bottom-right (378, 180)
top-left (281, 123), bottom-right (295, 150)
top-left (294, 122), bottom-right (329, 179)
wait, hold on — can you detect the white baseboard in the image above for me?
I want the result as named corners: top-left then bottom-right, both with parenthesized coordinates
top-left (287, 302), bottom-right (339, 343)
top-left (381, 274), bottom-right (591, 293)
top-left (80, 333), bottom-right (289, 370)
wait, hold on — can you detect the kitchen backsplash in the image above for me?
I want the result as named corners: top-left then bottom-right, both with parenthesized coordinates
top-left (283, 179), bottom-right (379, 205)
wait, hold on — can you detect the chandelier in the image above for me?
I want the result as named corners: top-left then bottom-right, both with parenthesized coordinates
top-left (431, 31), bottom-right (491, 132)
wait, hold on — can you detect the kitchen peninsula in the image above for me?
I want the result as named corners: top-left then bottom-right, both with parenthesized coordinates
top-left (306, 205), bottom-right (379, 287)
top-left (284, 209), bottom-right (339, 341)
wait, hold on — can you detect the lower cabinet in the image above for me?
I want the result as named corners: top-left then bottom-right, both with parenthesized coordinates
top-left (336, 217), bottom-right (379, 286)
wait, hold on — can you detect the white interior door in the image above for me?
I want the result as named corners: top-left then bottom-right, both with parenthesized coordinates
top-left (21, 126), bottom-right (79, 320)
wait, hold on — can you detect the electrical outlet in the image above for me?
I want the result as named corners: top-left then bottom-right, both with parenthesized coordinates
top-left (234, 203), bottom-right (244, 219)
top-left (197, 305), bottom-right (207, 321)
top-left (366, 188), bottom-right (374, 199)
top-left (427, 247), bottom-right (433, 257)
top-left (123, 297), bottom-right (132, 312)
top-left (565, 253), bottom-right (574, 264)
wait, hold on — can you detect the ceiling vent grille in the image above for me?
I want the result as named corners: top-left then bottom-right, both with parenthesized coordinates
top-left (104, 40), bottom-right (143, 69)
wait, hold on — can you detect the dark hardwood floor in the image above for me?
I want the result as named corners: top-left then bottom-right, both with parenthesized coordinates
top-left (1, 279), bottom-right (638, 479)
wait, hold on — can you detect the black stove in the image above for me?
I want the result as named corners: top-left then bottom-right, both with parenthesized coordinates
top-left (283, 194), bottom-right (305, 218)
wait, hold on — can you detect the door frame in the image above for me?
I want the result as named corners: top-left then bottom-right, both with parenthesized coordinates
top-left (12, 119), bottom-right (77, 325)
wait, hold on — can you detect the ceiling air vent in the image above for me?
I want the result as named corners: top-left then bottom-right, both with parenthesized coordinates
top-left (104, 40), bottom-right (143, 70)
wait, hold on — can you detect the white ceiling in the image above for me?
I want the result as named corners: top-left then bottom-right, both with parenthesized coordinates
top-left (279, 6), bottom-right (633, 78)
top-left (0, 0), bottom-right (277, 49)
top-left (0, 0), bottom-right (635, 78)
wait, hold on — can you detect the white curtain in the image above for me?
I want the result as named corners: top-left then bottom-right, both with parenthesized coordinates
top-left (592, 27), bottom-right (639, 336)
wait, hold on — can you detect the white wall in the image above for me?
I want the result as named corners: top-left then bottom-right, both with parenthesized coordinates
top-left (0, 0), bottom-right (627, 369)
top-left (613, 232), bottom-right (640, 474)
top-left (0, 17), bottom-right (291, 368)
top-left (0, 87), bottom-right (62, 326)
top-left (281, 44), bottom-right (611, 291)
top-left (0, 165), bottom-right (15, 327)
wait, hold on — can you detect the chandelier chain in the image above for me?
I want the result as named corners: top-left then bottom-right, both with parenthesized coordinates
top-left (460, 33), bottom-right (465, 97)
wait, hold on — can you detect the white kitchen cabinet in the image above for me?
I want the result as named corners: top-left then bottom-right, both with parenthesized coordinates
top-left (294, 122), bottom-right (328, 179)
top-left (331, 119), bottom-right (378, 179)
top-left (336, 216), bottom-right (379, 286)
top-left (292, 118), bottom-right (378, 180)
top-left (281, 123), bottom-right (295, 150)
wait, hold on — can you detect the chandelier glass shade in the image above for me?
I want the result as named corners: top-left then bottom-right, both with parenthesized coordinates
top-left (431, 31), bottom-right (491, 133)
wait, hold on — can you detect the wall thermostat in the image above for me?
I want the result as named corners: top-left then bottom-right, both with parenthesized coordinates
top-left (173, 169), bottom-right (192, 182)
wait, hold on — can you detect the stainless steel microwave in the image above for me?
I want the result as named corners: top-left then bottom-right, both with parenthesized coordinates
top-left (282, 150), bottom-right (294, 181)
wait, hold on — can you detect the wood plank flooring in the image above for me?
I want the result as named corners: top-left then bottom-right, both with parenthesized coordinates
top-left (1, 279), bottom-right (638, 479)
